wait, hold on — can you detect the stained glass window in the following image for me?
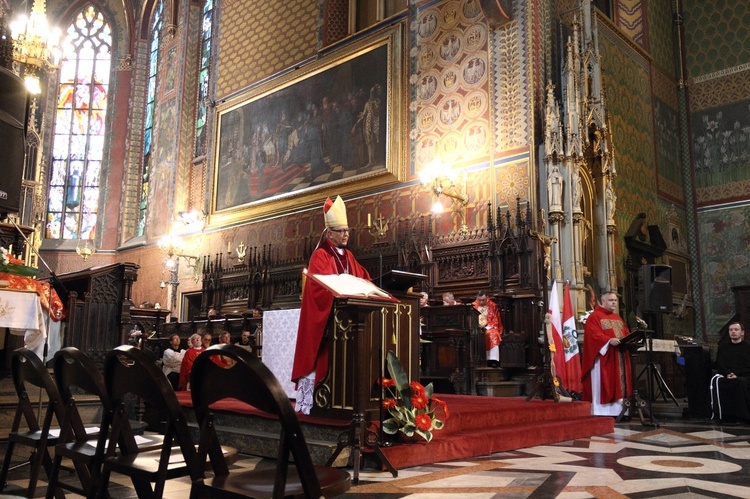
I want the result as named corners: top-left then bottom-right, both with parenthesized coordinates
top-left (194, 0), bottom-right (214, 158)
top-left (46, 6), bottom-right (111, 240)
top-left (138, 0), bottom-right (164, 236)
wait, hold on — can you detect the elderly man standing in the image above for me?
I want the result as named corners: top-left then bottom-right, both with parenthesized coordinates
top-left (581, 291), bottom-right (632, 416)
top-left (291, 196), bottom-right (371, 414)
top-left (472, 290), bottom-right (503, 367)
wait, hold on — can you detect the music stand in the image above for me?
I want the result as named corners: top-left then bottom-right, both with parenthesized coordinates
top-left (636, 330), bottom-right (679, 408)
top-left (617, 330), bottom-right (658, 426)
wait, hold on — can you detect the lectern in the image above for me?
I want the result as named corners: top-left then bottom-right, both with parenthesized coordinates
top-left (309, 279), bottom-right (419, 483)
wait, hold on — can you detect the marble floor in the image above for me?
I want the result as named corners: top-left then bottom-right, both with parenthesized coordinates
top-left (2, 419), bottom-right (750, 498)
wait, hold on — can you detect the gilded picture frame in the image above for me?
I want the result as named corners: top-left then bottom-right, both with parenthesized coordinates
top-left (209, 22), bottom-right (406, 226)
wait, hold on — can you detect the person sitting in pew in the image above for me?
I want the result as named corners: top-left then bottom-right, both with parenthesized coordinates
top-left (162, 333), bottom-right (185, 390)
top-left (442, 292), bottom-right (461, 305)
top-left (179, 333), bottom-right (205, 390)
top-left (711, 321), bottom-right (750, 422)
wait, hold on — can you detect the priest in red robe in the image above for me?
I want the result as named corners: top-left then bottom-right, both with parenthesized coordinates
top-left (472, 290), bottom-right (503, 367)
top-left (291, 195), bottom-right (371, 414)
top-left (581, 291), bottom-right (632, 416)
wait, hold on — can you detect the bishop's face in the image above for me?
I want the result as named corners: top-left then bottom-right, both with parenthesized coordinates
top-left (328, 227), bottom-right (350, 248)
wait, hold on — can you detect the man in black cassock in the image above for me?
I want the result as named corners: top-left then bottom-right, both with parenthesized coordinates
top-left (711, 321), bottom-right (750, 421)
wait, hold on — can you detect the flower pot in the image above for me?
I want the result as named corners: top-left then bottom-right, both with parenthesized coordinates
top-left (396, 432), bottom-right (425, 444)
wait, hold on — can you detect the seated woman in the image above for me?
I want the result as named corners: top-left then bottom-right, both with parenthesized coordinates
top-left (162, 333), bottom-right (185, 390)
top-left (178, 333), bottom-right (205, 390)
top-left (711, 322), bottom-right (750, 422)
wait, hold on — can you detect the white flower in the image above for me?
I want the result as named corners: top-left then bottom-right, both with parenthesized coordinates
top-left (0, 247), bottom-right (9, 266)
top-left (578, 309), bottom-right (592, 324)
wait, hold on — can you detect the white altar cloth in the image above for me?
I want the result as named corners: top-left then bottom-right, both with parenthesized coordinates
top-left (0, 289), bottom-right (61, 360)
top-left (262, 308), bottom-right (301, 399)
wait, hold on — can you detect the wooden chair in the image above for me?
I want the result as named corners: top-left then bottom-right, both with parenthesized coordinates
top-left (0, 348), bottom-right (65, 498)
top-left (189, 344), bottom-right (352, 498)
top-left (46, 347), bottom-right (163, 499)
top-left (97, 345), bottom-right (205, 498)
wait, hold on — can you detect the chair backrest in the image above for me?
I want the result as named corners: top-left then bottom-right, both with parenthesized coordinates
top-left (10, 348), bottom-right (65, 434)
top-left (103, 345), bottom-right (200, 479)
top-left (53, 347), bottom-right (110, 444)
top-left (191, 344), bottom-right (323, 497)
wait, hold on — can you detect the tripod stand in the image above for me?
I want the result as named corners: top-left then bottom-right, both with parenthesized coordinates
top-left (636, 330), bottom-right (679, 409)
top-left (617, 330), bottom-right (659, 426)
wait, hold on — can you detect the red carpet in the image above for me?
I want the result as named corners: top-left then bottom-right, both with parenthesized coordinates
top-left (176, 392), bottom-right (613, 470)
top-left (378, 394), bottom-right (614, 469)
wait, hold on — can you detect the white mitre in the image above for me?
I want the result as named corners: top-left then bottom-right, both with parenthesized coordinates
top-left (324, 195), bottom-right (348, 228)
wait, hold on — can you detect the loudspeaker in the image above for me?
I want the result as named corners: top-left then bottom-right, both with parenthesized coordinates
top-left (0, 66), bottom-right (29, 216)
top-left (640, 264), bottom-right (672, 313)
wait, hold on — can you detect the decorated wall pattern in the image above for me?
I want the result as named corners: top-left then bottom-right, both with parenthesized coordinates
top-left (216, 0), bottom-right (319, 99)
top-left (653, 97), bottom-right (683, 194)
top-left (599, 29), bottom-right (657, 279)
top-left (491, 0), bottom-right (530, 153)
top-left (646, 0), bottom-right (676, 78)
top-left (412, 0), bottom-right (492, 172)
top-left (682, 1), bottom-right (750, 80)
top-left (698, 203), bottom-right (750, 336)
top-left (692, 100), bottom-right (750, 203)
top-left (614, 0), bottom-right (646, 49)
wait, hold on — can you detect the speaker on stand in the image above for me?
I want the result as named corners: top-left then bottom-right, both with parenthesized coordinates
top-left (637, 264), bottom-right (679, 415)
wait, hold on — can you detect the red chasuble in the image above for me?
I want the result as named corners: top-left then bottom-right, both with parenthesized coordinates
top-left (581, 306), bottom-right (632, 404)
top-left (291, 240), bottom-right (370, 386)
top-left (472, 299), bottom-right (503, 350)
top-left (179, 346), bottom-right (205, 390)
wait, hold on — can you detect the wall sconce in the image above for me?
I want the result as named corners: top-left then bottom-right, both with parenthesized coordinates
top-left (75, 239), bottom-right (95, 262)
top-left (419, 159), bottom-right (469, 235)
top-left (367, 213), bottom-right (389, 240)
top-left (227, 241), bottom-right (247, 264)
top-left (158, 234), bottom-right (201, 292)
top-left (177, 209), bottom-right (206, 229)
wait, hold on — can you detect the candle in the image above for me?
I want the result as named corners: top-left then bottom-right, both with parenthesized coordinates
top-left (227, 241), bottom-right (231, 253)
top-left (367, 213), bottom-right (372, 227)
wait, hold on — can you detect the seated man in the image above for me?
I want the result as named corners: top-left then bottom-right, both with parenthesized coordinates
top-left (162, 333), bottom-right (185, 390)
top-left (234, 330), bottom-right (254, 351)
top-left (442, 292), bottom-right (461, 305)
top-left (472, 291), bottom-right (503, 367)
top-left (201, 332), bottom-right (213, 349)
top-left (711, 321), bottom-right (750, 422)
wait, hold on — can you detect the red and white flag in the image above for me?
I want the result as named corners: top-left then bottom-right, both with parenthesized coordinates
top-left (562, 281), bottom-right (583, 393)
top-left (548, 281), bottom-right (566, 385)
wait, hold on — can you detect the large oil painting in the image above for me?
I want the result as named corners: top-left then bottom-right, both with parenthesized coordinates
top-left (210, 23), bottom-right (405, 225)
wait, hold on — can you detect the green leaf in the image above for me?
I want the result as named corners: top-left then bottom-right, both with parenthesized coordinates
top-left (383, 418), bottom-right (400, 434)
top-left (386, 351), bottom-right (412, 410)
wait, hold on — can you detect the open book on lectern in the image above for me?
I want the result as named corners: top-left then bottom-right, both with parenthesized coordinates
top-left (309, 273), bottom-right (400, 302)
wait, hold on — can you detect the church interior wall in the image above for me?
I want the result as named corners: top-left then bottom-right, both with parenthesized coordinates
top-left (681, 0), bottom-right (750, 339)
top-left (19, 0), bottom-right (748, 341)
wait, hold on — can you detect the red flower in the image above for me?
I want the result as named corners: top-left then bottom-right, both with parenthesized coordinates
top-left (411, 392), bottom-right (428, 410)
top-left (381, 377), bottom-right (396, 388)
top-left (432, 396), bottom-right (450, 420)
top-left (414, 413), bottom-right (432, 431)
top-left (410, 381), bottom-right (425, 395)
top-left (382, 398), bottom-right (396, 410)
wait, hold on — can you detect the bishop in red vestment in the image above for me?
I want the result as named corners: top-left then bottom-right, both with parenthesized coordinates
top-left (291, 196), bottom-right (370, 414)
top-left (581, 291), bottom-right (632, 416)
top-left (178, 334), bottom-right (205, 390)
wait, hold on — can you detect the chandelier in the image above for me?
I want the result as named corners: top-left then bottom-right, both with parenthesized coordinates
top-left (9, 0), bottom-right (62, 94)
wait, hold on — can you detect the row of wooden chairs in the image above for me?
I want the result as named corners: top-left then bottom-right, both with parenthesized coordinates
top-left (0, 345), bottom-right (351, 498)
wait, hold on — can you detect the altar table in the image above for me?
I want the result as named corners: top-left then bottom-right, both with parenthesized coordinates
top-left (0, 289), bottom-right (61, 360)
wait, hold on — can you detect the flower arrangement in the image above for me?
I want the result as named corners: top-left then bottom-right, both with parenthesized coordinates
top-left (0, 246), bottom-right (41, 277)
top-left (381, 351), bottom-right (448, 443)
top-left (578, 309), bottom-right (593, 325)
